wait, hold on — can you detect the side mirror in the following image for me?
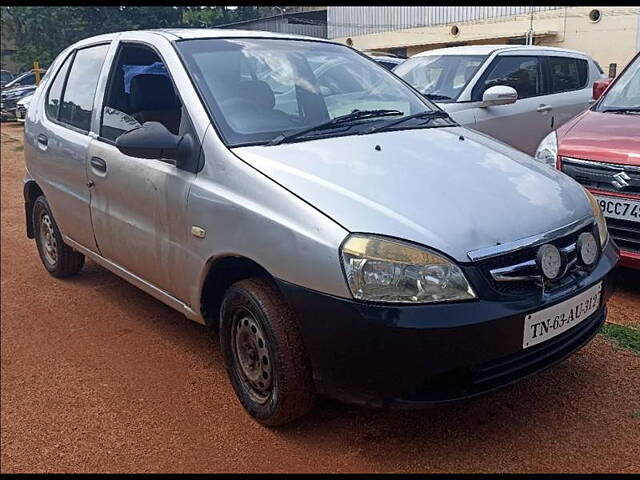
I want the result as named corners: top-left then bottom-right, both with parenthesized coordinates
top-left (480, 85), bottom-right (518, 107)
top-left (592, 78), bottom-right (613, 101)
top-left (115, 121), bottom-right (194, 168)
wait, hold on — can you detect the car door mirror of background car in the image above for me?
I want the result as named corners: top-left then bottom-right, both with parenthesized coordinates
top-left (480, 85), bottom-right (518, 107)
top-left (592, 78), bottom-right (613, 101)
top-left (115, 121), bottom-right (195, 170)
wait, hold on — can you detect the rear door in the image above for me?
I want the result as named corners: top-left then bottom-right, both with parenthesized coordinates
top-left (541, 54), bottom-right (596, 130)
top-left (31, 43), bottom-right (111, 251)
top-left (471, 54), bottom-right (550, 155)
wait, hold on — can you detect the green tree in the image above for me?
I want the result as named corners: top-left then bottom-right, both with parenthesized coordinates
top-left (1, 6), bottom-right (283, 71)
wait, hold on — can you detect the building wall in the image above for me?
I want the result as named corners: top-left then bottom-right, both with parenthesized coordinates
top-left (329, 7), bottom-right (640, 72)
top-left (219, 9), bottom-right (327, 38)
top-left (328, 6), bottom-right (561, 38)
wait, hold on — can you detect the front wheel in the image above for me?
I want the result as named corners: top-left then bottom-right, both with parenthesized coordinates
top-left (219, 277), bottom-right (315, 426)
top-left (32, 196), bottom-right (85, 277)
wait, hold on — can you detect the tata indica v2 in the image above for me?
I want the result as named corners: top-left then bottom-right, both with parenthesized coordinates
top-left (23, 29), bottom-right (619, 426)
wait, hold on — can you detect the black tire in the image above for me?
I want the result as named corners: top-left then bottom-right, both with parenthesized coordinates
top-left (32, 195), bottom-right (85, 278)
top-left (219, 277), bottom-right (315, 426)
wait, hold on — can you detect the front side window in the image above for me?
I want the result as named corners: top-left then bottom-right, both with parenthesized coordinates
top-left (478, 56), bottom-right (542, 99)
top-left (45, 54), bottom-right (73, 121)
top-left (176, 39), bottom-right (435, 146)
top-left (547, 56), bottom-right (588, 93)
top-left (597, 54), bottom-right (640, 112)
top-left (59, 44), bottom-right (109, 132)
top-left (394, 55), bottom-right (486, 102)
top-left (100, 44), bottom-right (182, 142)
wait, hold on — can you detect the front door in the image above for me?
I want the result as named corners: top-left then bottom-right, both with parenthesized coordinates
top-left (472, 55), bottom-right (551, 155)
top-left (87, 42), bottom-right (197, 301)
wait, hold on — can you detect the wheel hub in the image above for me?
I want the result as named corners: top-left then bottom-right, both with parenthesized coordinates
top-left (39, 213), bottom-right (58, 265)
top-left (233, 313), bottom-right (273, 403)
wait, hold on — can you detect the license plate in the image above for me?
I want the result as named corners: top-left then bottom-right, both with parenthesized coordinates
top-left (523, 282), bottom-right (602, 349)
top-left (594, 194), bottom-right (640, 223)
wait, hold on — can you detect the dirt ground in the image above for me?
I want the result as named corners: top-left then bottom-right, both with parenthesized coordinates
top-left (1, 122), bottom-right (639, 473)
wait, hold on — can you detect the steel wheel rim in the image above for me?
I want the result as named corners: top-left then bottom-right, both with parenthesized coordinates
top-left (39, 212), bottom-right (58, 266)
top-left (232, 308), bottom-right (273, 404)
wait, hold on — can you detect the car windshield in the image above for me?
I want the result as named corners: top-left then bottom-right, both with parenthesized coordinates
top-left (393, 54), bottom-right (487, 102)
top-left (597, 54), bottom-right (640, 112)
top-left (1, 71), bottom-right (12, 83)
top-left (176, 38), bottom-right (438, 146)
top-left (3, 71), bottom-right (35, 89)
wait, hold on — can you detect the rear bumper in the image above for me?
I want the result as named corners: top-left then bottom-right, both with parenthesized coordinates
top-left (276, 240), bottom-right (618, 408)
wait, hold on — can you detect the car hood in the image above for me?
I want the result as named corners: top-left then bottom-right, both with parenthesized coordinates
top-left (558, 110), bottom-right (640, 166)
top-left (233, 127), bottom-right (592, 262)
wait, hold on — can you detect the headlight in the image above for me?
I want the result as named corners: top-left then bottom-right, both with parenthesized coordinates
top-left (534, 131), bottom-right (558, 167)
top-left (584, 189), bottom-right (608, 247)
top-left (340, 234), bottom-right (476, 304)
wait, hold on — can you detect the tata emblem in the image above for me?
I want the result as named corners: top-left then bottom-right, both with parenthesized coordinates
top-left (611, 171), bottom-right (631, 190)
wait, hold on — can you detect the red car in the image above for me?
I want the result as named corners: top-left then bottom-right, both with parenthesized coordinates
top-left (535, 52), bottom-right (640, 269)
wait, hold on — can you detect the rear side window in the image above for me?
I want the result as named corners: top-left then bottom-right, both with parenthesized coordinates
top-left (477, 56), bottom-right (542, 99)
top-left (59, 44), bottom-right (109, 132)
top-left (45, 54), bottom-right (73, 121)
top-left (547, 56), bottom-right (589, 93)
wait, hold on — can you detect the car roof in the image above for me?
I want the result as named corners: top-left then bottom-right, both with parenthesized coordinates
top-left (73, 28), bottom-right (339, 46)
top-left (411, 44), bottom-right (590, 58)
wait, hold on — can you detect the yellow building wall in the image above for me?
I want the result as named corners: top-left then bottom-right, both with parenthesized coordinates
top-left (337, 7), bottom-right (639, 73)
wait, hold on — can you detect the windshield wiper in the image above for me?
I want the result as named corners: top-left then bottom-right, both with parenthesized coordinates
top-left (362, 110), bottom-right (452, 135)
top-left (601, 107), bottom-right (640, 114)
top-left (423, 93), bottom-right (452, 101)
top-left (268, 109), bottom-right (404, 145)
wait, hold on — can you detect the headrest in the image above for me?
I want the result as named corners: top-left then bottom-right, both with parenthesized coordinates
top-left (129, 74), bottom-right (180, 112)
top-left (235, 80), bottom-right (275, 110)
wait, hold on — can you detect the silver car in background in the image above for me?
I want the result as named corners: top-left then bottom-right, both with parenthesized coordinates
top-left (23, 30), bottom-right (617, 426)
top-left (394, 45), bottom-right (606, 155)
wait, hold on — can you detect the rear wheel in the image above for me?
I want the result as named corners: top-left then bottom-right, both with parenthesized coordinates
top-left (219, 277), bottom-right (315, 426)
top-left (32, 196), bottom-right (84, 277)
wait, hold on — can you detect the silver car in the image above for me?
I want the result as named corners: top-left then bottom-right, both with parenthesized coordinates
top-left (23, 30), bottom-right (618, 426)
top-left (394, 45), bottom-right (606, 155)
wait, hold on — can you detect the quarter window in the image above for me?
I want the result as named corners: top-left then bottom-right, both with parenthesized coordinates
top-left (479, 56), bottom-right (542, 99)
top-left (547, 56), bottom-right (589, 93)
top-left (58, 44), bottom-right (109, 132)
top-left (45, 54), bottom-right (73, 121)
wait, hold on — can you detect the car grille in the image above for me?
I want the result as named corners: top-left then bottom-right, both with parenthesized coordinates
top-left (606, 217), bottom-right (640, 253)
top-left (561, 156), bottom-right (640, 195)
top-left (477, 221), bottom-right (595, 297)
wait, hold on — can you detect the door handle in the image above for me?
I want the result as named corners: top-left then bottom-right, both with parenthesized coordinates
top-left (90, 156), bottom-right (107, 172)
top-left (37, 134), bottom-right (48, 146)
top-left (536, 104), bottom-right (553, 113)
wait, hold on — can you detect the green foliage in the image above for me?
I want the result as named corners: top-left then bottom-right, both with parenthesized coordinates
top-left (600, 323), bottom-right (640, 355)
top-left (1, 6), bottom-right (273, 71)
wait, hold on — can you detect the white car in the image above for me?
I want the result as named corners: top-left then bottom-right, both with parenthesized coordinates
top-left (16, 93), bottom-right (33, 123)
top-left (394, 45), bottom-right (606, 155)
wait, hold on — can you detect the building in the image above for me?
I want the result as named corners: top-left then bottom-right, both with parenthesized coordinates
top-left (218, 7), bottom-right (327, 39)
top-left (328, 6), bottom-right (640, 74)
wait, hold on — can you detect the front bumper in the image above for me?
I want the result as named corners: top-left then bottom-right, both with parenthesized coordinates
top-left (277, 240), bottom-right (619, 408)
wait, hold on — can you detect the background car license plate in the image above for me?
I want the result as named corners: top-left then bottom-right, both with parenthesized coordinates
top-left (523, 282), bottom-right (602, 349)
top-left (594, 194), bottom-right (640, 223)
